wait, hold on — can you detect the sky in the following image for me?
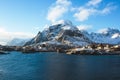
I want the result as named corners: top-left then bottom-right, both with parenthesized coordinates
top-left (0, 0), bottom-right (120, 45)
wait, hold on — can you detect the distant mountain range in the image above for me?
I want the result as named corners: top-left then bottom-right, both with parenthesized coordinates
top-left (7, 38), bottom-right (31, 46)
top-left (7, 20), bottom-right (120, 46)
top-left (90, 28), bottom-right (120, 44)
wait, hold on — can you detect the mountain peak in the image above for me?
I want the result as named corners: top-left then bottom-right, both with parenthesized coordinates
top-left (52, 20), bottom-right (73, 26)
top-left (50, 20), bottom-right (78, 31)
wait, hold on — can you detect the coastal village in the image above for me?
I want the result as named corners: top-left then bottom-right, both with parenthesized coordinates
top-left (0, 43), bottom-right (120, 55)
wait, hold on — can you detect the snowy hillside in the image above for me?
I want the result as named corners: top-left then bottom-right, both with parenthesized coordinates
top-left (25, 20), bottom-right (91, 46)
top-left (90, 28), bottom-right (120, 44)
top-left (24, 20), bottom-right (120, 46)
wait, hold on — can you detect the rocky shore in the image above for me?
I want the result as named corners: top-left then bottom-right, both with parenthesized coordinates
top-left (0, 43), bottom-right (120, 55)
top-left (66, 44), bottom-right (120, 55)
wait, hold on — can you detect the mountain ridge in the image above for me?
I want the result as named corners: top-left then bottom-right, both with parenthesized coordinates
top-left (24, 20), bottom-right (120, 46)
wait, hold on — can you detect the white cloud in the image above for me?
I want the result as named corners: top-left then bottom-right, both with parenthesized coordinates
top-left (77, 24), bottom-right (92, 31)
top-left (47, 0), bottom-right (71, 22)
top-left (74, 8), bottom-right (97, 21)
top-left (33, 27), bottom-right (40, 30)
top-left (97, 28), bottom-right (108, 34)
top-left (73, 0), bottom-right (116, 22)
top-left (86, 0), bottom-right (102, 7)
top-left (0, 27), bottom-right (34, 45)
top-left (47, 0), bottom-right (117, 22)
top-left (100, 3), bottom-right (117, 14)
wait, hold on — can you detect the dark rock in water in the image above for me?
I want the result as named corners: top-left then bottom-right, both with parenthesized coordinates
top-left (0, 46), bottom-right (15, 51)
top-left (0, 51), bottom-right (9, 54)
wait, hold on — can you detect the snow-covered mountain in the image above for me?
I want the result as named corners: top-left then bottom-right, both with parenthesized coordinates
top-left (24, 20), bottom-right (120, 46)
top-left (90, 28), bottom-right (120, 44)
top-left (25, 20), bottom-right (92, 46)
top-left (7, 38), bottom-right (31, 46)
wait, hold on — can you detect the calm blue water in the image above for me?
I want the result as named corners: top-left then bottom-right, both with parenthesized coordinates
top-left (0, 52), bottom-right (120, 80)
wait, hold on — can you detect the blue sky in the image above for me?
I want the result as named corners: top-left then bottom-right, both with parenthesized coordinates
top-left (0, 0), bottom-right (120, 44)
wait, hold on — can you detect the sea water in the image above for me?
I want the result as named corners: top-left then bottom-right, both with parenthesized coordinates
top-left (0, 51), bottom-right (120, 80)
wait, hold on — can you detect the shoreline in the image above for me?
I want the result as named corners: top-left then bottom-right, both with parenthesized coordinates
top-left (0, 44), bottom-right (120, 55)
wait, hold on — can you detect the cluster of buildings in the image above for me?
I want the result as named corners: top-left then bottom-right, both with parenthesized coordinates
top-left (66, 44), bottom-right (120, 55)
top-left (0, 43), bottom-right (120, 55)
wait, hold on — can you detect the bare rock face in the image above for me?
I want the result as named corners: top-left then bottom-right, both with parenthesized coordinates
top-left (24, 31), bottom-right (48, 46)
top-left (55, 29), bottom-right (91, 44)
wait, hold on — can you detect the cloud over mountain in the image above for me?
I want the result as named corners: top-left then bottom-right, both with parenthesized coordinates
top-left (47, 0), bottom-right (117, 22)
top-left (47, 0), bottom-right (71, 22)
top-left (0, 27), bottom-right (34, 45)
top-left (73, 0), bottom-right (117, 22)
